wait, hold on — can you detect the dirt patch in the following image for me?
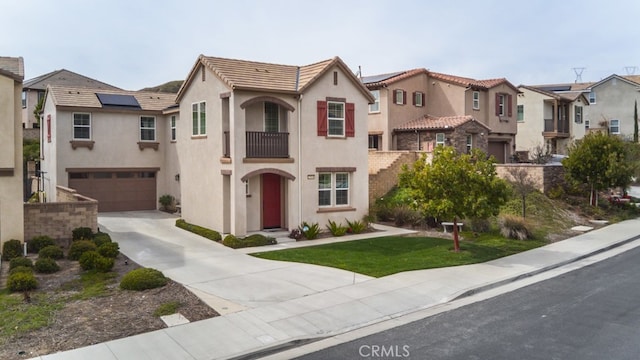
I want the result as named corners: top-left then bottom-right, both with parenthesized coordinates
top-left (0, 254), bottom-right (219, 360)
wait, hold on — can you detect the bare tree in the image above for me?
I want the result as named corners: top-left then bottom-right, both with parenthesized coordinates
top-left (506, 166), bottom-right (537, 218)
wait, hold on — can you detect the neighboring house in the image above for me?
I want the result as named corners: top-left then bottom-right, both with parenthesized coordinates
top-left (40, 85), bottom-right (179, 211)
top-left (516, 84), bottom-right (590, 156)
top-left (585, 75), bottom-right (640, 138)
top-left (0, 56), bottom-right (25, 244)
top-left (175, 55), bottom-right (374, 236)
top-left (22, 69), bottom-right (120, 129)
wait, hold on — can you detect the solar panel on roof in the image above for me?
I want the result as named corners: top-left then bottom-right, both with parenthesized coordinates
top-left (537, 85), bottom-right (572, 92)
top-left (361, 71), bottom-right (405, 84)
top-left (96, 93), bottom-right (141, 108)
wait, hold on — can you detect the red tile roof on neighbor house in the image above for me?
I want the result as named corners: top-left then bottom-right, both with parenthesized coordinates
top-left (429, 71), bottom-right (513, 90)
top-left (395, 114), bottom-right (491, 132)
top-left (361, 68), bottom-right (428, 87)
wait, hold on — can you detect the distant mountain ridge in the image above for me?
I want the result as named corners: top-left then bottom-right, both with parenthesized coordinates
top-left (140, 80), bottom-right (183, 93)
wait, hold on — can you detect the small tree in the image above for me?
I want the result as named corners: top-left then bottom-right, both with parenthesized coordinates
top-left (505, 167), bottom-right (537, 218)
top-left (563, 132), bottom-right (634, 206)
top-left (634, 100), bottom-right (638, 143)
top-left (400, 147), bottom-right (509, 252)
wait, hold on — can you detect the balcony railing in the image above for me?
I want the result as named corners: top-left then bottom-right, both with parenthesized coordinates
top-left (246, 131), bottom-right (289, 158)
top-left (544, 118), bottom-right (569, 135)
top-left (223, 131), bottom-right (230, 157)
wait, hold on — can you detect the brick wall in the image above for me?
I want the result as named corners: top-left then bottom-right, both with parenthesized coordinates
top-left (24, 186), bottom-right (98, 242)
top-left (496, 164), bottom-right (564, 194)
top-left (368, 151), bottom-right (421, 205)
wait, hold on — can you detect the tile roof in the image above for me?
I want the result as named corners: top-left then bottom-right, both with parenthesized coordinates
top-left (48, 85), bottom-right (177, 111)
top-left (361, 68), bottom-right (428, 87)
top-left (395, 115), bottom-right (491, 132)
top-left (430, 71), bottom-right (514, 90)
top-left (24, 69), bottom-right (120, 91)
top-left (0, 56), bottom-right (24, 81)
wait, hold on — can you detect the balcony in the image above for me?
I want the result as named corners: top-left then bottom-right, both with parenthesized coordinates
top-left (223, 131), bottom-right (290, 159)
top-left (543, 118), bottom-right (570, 138)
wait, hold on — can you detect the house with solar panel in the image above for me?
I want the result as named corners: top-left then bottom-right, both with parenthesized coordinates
top-left (39, 86), bottom-right (180, 211)
top-left (175, 55), bottom-right (374, 236)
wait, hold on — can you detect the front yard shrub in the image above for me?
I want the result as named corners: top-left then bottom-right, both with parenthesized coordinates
top-left (34, 258), bottom-right (60, 274)
top-left (98, 242), bottom-right (119, 258)
top-left (469, 218), bottom-right (491, 233)
top-left (222, 234), bottom-right (241, 248)
top-left (2, 239), bottom-right (23, 261)
top-left (92, 232), bottom-right (112, 247)
top-left (28, 236), bottom-right (55, 253)
top-left (346, 219), bottom-right (367, 234)
top-left (120, 268), bottom-right (168, 291)
top-left (9, 257), bottom-right (33, 270)
top-left (67, 240), bottom-right (97, 260)
top-left (222, 234), bottom-right (277, 249)
top-left (79, 251), bottom-right (114, 272)
top-left (393, 206), bottom-right (422, 227)
top-left (72, 227), bottom-right (94, 241)
top-left (9, 265), bottom-right (34, 275)
top-left (7, 271), bottom-right (38, 292)
top-left (499, 214), bottom-right (533, 240)
top-left (326, 220), bottom-right (348, 236)
top-left (175, 219), bottom-right (221, 241)
top-left (38, 245), bottom-right (65, 260)
top-left (299, 222), bottom-right (320, 240)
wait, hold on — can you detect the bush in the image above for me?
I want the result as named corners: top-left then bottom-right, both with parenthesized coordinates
top-left (2, 239), bottom-right (23, 261)
top-left (79, 251), bottom-right (114, 272)
top-left (222, 234), bottom-right (242, 248)
top-left (9, 265), bottom-right (34, 275)
top-left (326, 220), bottom-right (348, 236)
top-left (159, 194), bottom-right (175, 210)
top-left (175, 219), bottom-right (221, 241)
top-left (67, 240), bottom-right (97, 260)
top-left (469, 218), bottom-right (491, 233)
top-left (120, 268), bottom-right (168, 291)
top-left (38, 245), bottom-right (65, 260)
top-left (9, 257), bottom-right (33, 270)
top-left (393, 206), bottom-right (422, 227)
top-left (34, 258), bottom-right (60, 274)
top-left (98, 242), bottom-right (120, 258)
top-left (92, 232), bottom-right (112, 247)
top-left (72, 227), bottom-right (94, 241)
top-left (7, 272), bottom-right (38, 292)
top-left (499, 215), bottom-right (533, 240)
top-left (299, 222), bottom-right (320, 240)
top-left (221, 234), bottom-right (276, 249)
top-left (154, 301), bottom-right (181, 317)
top-left (346, 219), bottom-right (368, 234)
top-left (28, 236), bottom-right (55, 253)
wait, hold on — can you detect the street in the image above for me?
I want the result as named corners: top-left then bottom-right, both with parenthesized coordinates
top-left (295, 244), bottom-right (640, 360)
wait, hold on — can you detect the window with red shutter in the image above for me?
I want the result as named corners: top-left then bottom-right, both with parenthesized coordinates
top-left (495, 93), bottom-right (500, 116)
top-left (507, 94), bottom-right (513, 117)
top-left (345, 103), bottom-right (355, 137)
top-left (317, 100), bottom-right (327, 136)
top-left (402, 90), bottom-right (407, 105)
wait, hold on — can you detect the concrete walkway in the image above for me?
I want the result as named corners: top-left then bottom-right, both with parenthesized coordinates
top-left (30, 213), bottom-right (640, 360)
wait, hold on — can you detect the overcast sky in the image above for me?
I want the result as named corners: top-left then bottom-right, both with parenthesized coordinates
top-left (3, 0), bottom-right (640, 90)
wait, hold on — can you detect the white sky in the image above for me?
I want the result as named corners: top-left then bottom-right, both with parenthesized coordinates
top-left (3, 0), bottom-right (640, 90)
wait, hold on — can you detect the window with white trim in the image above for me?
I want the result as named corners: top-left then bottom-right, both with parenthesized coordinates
top-left (473, 91), bottom-right (480, 110)
top-left (414, 91), bottom-right (424, 107)
top-left (140, 116), bottom-right (156, 141)
top-left (264, 102), bottom-right (279, 132)
top-left (170, 115), bottom-right (177, 141)
top-left (498, 94), bottom-right (506, 116)
top-left (394, 89), bottom-right (405, 105)
top-left (369, 90), bottom-right (380, 113)
top-left (328, 101), bottom-right (345, 136)
top-left (318, 172), bottom-right (349, 207)
top-left (466, 134), bottom-right (472, 153)
top-left (436, 133), bottom-right (445, 146)
top-left (192, 101), bottom-right (206, 136)
top-left (610, 119), bottom-right (620, 134)
top-left (574, 106), bottom-right (583, 124)
top-left (21, 91), bottom-right (26, 108)
top-left (589, 91), bottom-right (596, 104)
top-left (73, 113), bottom-right (91, 140)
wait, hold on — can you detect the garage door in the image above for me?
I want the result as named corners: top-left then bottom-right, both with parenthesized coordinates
top-left (488, 142), bottom-right (506, 164)
top-left (68, 170), bottom-right (157, 212)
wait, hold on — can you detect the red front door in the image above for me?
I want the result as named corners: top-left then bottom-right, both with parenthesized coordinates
top-left (262, 173), bottom-right (281, 229)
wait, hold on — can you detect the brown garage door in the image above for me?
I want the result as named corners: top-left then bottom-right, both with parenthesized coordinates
top-left (68, 170), bottom-right (157, 212)
top-left (488, 142), bottom-right (506, 164)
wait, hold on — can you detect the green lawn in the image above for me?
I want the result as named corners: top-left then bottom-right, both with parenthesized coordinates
top-left (251, 234), bottom-right (547, 277)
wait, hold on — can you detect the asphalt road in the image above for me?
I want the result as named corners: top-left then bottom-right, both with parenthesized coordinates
top-left (295, 245), bottom-right (640, 360)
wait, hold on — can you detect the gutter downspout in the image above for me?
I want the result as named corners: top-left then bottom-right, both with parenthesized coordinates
top-left (297, 94), bottom-right (303, 227)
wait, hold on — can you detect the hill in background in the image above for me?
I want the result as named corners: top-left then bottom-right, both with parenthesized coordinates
top-left (140, 80), bottom-right (183, 93)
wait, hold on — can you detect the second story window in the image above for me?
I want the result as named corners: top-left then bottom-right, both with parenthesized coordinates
top-left (413, 91), bottom-right (424, 107)
top-left (73, 113), bottom-right (91, 140)
top-left (170, 115), bottom-right (177, 141)
top-left (192, 101), bottom-right (206, 136)
top-left (589, 91), bottom-right (596, 104)
top-left (610, 119), bottom-right (620, 134)
top-left (498, 94), bottom-right (506, 116)
top-left (473, 91), bottom-right (480, 110)
top-left (574, 106), bottom-right (583, 124)
top-left (328, 101), bottom-right (345, 137)
top-left (495, 93), bottom-right (513, 117)
top-left (140, 116), bottom-right (156, 141)
top-left (369, 90), bottom-right (380, 113)
top-left (517, 105), bottom-right (524, 122)
top-left (22, 91), bottom-right (26, 108)
top-left (393, 89), bottom-right (406, 105)
top-left (264, 102), bottom-right (279, 132)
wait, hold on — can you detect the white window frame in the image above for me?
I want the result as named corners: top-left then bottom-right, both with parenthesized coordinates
top-left (414, 91), bottom-right (424, 107)
top-left (574, 106), bottom-right (583, 124)
top-left (589, 91), bottom-right (596, 104)
top-left (140, 116), bottom-right (156, 141)
top-left (21, 91), bottom-right (26, 108)
top-left (264, 102), bottom-right (279, 132)
top-left (369, 90), bottom-right (380, 113)
top-left (327, 101), bottom-right (345, 137)
top-left (610, 119), bottom-right (620, 134)
top-left (318, 172), bottom-right (350, 207)
top-left (192, 101), bottom-right (206, 136)
top-left (395, 90), bottom-right (405, 105)
top-left (72, 112), bottom-right (91, 140)
top-left (472, 91), bottom-right (480, 110)
top-left (498, 94), bottom-right (506, 116)
top-left (436, 132), bottom-right (445, 146)
top-left (170, 115), bottom-right (177, 141)
top-left (466, 134), bottom-right (473, 153)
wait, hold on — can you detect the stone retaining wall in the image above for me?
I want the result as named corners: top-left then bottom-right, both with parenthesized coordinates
top-left (496, 163), bottom-right (564, 194)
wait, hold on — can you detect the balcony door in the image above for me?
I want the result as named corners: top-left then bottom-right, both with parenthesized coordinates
top-left (262, 173), bottom-right (281, 229)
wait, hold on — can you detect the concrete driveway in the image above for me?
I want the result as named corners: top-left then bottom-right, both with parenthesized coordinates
top-left (98, 211), bottom-right (372, 314)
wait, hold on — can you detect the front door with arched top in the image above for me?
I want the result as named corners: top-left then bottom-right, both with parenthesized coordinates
top-left (262, 173), bottom-right (281, 229)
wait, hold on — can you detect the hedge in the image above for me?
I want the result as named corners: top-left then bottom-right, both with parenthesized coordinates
top-left (175, 219), bottom-right (221, 241)
top-left (120, 268), bottom-right (168, 291)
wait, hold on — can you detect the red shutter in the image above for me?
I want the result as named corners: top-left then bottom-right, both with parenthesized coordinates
top-left (403, 90), bottom-right (407, 105)
top-left (392, 90), bottom-right (397, 104)
top-left (507, 94), bottom-right (513, 117)
top-left (47, 114), bottom-right (51, 143)
top-left (317, 101), bottom-right (327, 136)
top-left (495, 93), bottom-right (500, 116)
top-left (345, 102), bottom-right (355, 137)
top-left (412, 92), bottom-right (416, 105)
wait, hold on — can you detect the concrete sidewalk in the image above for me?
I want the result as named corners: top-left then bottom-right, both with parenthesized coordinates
top-left (30, 215), bottom-right (640, 360)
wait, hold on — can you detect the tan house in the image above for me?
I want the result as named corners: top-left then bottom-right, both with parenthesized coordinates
top-left (40, 86), bottom-right (179, 211)
top-left (0, 56), bottom-right (25, 244)
top-left (395, 115), bottom-right (491, 154)
top-left (22, 69), bottom-right (120, 129)
top-left (175, 55), bottom-right (374, 236)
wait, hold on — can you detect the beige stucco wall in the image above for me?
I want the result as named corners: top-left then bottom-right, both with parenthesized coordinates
top-left (0, 74), bottom-right (25, 244)
top-left (425, 78), bottom-right (466, 117)
top-left (587, 78), bottom-right (640, 138)
top-left (516, 88), bottom-right (548, 153)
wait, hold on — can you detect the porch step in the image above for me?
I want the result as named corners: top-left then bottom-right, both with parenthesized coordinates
top-left (275, 236), bottom-right (296, 244)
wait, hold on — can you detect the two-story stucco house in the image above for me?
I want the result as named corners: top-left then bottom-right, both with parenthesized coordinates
top-left (516, 84), bottom-right (590, 156)
top-left (22, 69), bottom-right (120, 129)
top-left (175, 55), bottom-right (374, 236)
top-left (40, 86), bottom-right (179, 211)
top-left (0, 56), bottom-right (25, 244)
top-left (585, 75), bottom-right (640, 138)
